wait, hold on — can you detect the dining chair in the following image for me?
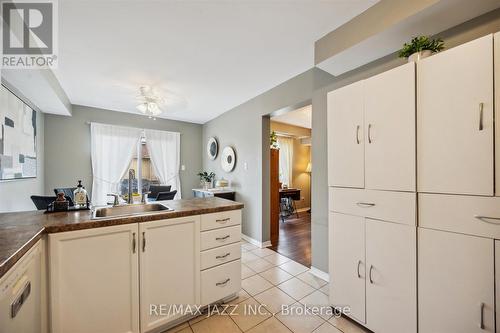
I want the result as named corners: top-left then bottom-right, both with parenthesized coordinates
top-left (155, 190), bottom-right (177, 201)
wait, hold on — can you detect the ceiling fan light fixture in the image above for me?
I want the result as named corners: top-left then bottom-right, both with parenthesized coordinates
top-left (136, 86), bottom-right (164, 118)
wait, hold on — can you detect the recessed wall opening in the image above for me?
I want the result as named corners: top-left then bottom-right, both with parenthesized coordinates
top-left (267, 102), bottom-right (312, 267)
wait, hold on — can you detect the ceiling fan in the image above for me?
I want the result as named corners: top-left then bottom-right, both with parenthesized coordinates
top-left (136, 86), bottom-right (165, 119)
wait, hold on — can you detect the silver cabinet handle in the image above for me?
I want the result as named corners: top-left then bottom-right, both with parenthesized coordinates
top-left (142, 232), bottom-right (146, 252)
top-left (368, 124), bottom-right (372, 143)
top-left (355, 125), bottom-right (360, 144)
top-left (216, 235), bottom-right (230, 241)
top-left (356, 202), bottom-right (375, 208)
top-left (132, 232), bottom-right (136, 253)
top-left (369, 265), bottom-right (374, 284)
top-left (216, 278), bottom-right (230, 286)
top-left (475, 215), bottom-right (500, 224)
top-left (216, 252), bottom-right (231, 259)
top-left (479, 103), bottom-right (484, 131)
top-left (216, 218), bottom-right (230, 223)
top-left (479, 302), bottom-right (485, 329)
top-left (356, 260), bottom-right (362, 278)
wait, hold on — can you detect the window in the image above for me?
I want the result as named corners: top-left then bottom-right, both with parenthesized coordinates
top-left (277, 136), bottom-right (294, 187)
top-left (119, 136), bottom-right (160, 196)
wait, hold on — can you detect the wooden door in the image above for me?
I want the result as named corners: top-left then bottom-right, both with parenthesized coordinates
top-left (364, 63), bottom-right (415, 192)
top-left (419, 228), bottom-right (494, 333)
top-left (327, 81), bottom-right (365, 188)
top-left (365, 219), bottom-right (416, 333)
top-left (270, 148), bottom-right (280, 245)
top-left (49, 224), bottom-right (140, 333)
top-left (139, 216), bottom-right (200, 332)
top-left (417, 34), bottom-right (494, 195)
top-left (329, 212), bottom-right (366, 323)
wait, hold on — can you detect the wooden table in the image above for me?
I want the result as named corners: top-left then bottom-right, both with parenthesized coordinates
top-left (279, 188), bottom-right (301, 222)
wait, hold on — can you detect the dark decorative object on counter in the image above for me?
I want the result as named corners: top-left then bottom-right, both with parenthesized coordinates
top-left (53, 192), bottom-right (69, 211)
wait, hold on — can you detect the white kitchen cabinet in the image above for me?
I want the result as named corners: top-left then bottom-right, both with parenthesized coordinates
top-left (496, 241), bottom-right (500, 333)
top-left (139, 216), bottom-right (200, 332)
top-left (364, 63), bottom-right (415, 191)
top-left (327, 63), bottom-right (415, 192)
top-left (327, 81), bottom-right (365, 188)
top-left (49, 224), bottom-right (140, 333)
top-left (330, 212), bottom-right (366, 323)
top-left (365, 219), bottom-right (416, 333)
top-left (419, 228), bottom-right (494, 333)
top-left (418, 34), bottom-right (494, 196)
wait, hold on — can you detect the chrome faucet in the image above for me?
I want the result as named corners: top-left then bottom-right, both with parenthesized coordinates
top-left (107, 193), bottom-right (120, 206)
top-left (128, 169), bottom-right (135, 204)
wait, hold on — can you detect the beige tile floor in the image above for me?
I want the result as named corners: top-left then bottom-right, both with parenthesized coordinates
top-left (163, 239), bottom-right (371, 333)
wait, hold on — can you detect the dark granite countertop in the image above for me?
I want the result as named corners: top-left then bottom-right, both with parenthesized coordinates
top-left (0, 197), bottom-right (243, 279)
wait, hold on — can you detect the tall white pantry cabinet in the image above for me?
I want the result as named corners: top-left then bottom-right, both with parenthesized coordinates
top-left (327, 32), bottom-right (500, 333)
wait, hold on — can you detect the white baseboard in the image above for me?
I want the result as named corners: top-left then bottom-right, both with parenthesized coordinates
top-left (241, 234), bottom-right (272, 248)
top-left (296, 207), bottom-right (311, 213)
top-left (310, 266), bottom-right (329, 282)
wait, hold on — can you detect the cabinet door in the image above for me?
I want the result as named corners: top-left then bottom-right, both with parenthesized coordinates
top-left (364, 63), bottom-right (415, 191)
top-left (419, 228), bottom-right (494, 333)
top-left (49, 224), bottom-right (139, 333)
top-left (327, 81), bottom-right (364, 188)
top-left (139, 216), bottom-right (200, 332)
top-left (418, 34), bottom-right (494, 195)
top-left (329, 212), bottom-right (365, 323)
top-left (365, 219), bottom-right (416, 333)
top-left (494, 32), bottom-right (500, 197)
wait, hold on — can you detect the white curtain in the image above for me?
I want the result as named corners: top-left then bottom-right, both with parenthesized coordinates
top-left (277, 136), bottom-right (294, 187)
top-left (144, 129), bottom-right (181, 199)
top-left (91, 123), bottom-right (142, 206)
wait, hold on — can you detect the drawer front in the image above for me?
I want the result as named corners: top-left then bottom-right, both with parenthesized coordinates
top-left (201, 210), bottom-right (241, 231)
top-left (329, 187), bottom-right (416, 225)
top-left (201, 225), bottom-right (241, 251)
top-left (201, 243), bottom-right (241, 270)
top-left (201, 260), bottom-right (241, 305)
top-left (419, 193), bottom-right (500, 238)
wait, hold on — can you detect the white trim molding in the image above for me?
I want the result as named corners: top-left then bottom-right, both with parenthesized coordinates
top-left (309, 266), bottom-right (329, 282)
top-left (241, 234), bottom-right (272, 248)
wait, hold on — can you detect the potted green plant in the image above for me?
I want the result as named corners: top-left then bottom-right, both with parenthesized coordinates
top-left (270, 131), bottom-right (278, 149)
top-left (197, 171), bottom-right (216, 190)
top-left (398, 36), bottom-right (444, 62)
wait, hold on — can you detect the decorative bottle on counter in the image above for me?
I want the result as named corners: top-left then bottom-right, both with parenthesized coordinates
top-left (73, 180), bottom-right (88, 209)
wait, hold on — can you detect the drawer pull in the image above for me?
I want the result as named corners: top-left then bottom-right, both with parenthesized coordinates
top-left (216, 278), bottom-right (231, 287)
top-left (479, 302), bottom-right (485, 329)
top-left (356, 260), bottom-right (362, 278)
top-left (132, 232), bottom-right (136, 253)
top-left (216, 218), bottom-right (230, 223)
top-left (356, 202), bottom-right (375, 208)
top-left (216, 235), bottom-right (230, 241)
top-left (355, 125), bottom-right (360, 144)
top-left (369, 265), bottom-right (374, 284)
top-left (475, 215), bottom-right (500, 224)
top-left (216, 252), bottom-right (231, 259)
top-left (479, 103), bottom-right (484, 131)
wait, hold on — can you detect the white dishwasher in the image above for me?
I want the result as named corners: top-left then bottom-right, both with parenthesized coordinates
top-left (0, 240), bottom-right (42, 333)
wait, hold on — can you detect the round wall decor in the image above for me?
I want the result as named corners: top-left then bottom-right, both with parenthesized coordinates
top-left (221, 146), bottom-right (236, 172)
top-left (206, 137), bottom-right (218, 160)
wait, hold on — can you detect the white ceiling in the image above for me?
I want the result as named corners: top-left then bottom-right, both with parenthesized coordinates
top-left (272, 104), bottom-right (312, 129)
top-left (54, 0), bottom-right (378, 124)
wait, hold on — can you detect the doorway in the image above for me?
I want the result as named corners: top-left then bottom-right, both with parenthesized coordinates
top-left (268, 104), bottom-right (312, 267)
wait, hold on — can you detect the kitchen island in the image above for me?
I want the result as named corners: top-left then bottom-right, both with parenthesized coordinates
top-left (0, 197), bottom-right (243, 333)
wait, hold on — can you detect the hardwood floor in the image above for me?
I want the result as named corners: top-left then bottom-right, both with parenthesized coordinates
top-left (268, 211), bottom-right (311, 267)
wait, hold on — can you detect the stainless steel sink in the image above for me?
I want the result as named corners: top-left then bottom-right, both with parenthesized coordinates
top-left (92, 203), bottom-right (173, 219)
